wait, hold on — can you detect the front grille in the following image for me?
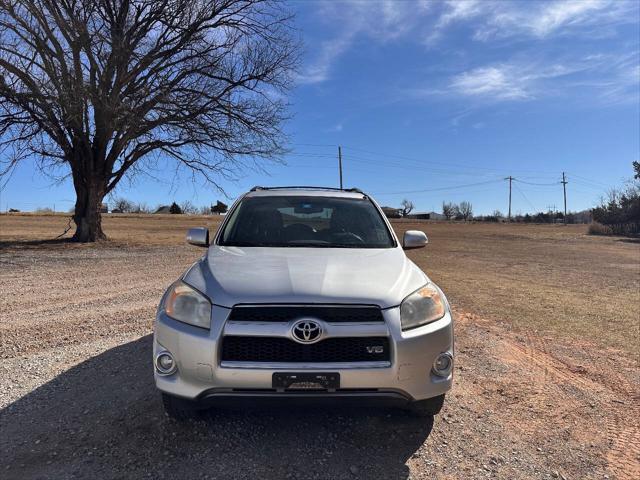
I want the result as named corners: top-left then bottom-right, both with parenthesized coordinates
top-left (228, 306), bottom-right (384, 323)
top-left (221, 336), bottom-right (390, 363)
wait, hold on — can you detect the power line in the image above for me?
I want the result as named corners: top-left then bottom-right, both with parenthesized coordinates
top-left (513, 179), bottom-right (560, 186)
top-left (570, 178), bottom-right (610, 192)
top-left (373, 178), bottom-right (504, 196)
top-left (344, 154), bottom-right (501, 178)
top-left (291, 143), bottom-right (337, 148)
top-left (341, 145), bottom-right (564, 175)
top-left (513, 183), bottom-right (538, 212)
top-left (286, 146), bottom-right (611, 213)
top-left (289, 148), bottom-right (612, 190)
top-left (566, 173), bottom-right (611, 189)
top-left (343, 146), bottom-right (511, 173)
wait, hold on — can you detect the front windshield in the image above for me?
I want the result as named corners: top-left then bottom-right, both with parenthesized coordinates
top-left (219, 195), bottom-right (395, 248)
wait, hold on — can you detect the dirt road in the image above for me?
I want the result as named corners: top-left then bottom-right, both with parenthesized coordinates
top-left (1, 223), bottom-right (638, 479)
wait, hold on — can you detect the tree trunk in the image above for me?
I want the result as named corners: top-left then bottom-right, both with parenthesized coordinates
top-left (72, 178), bottom-right (107, 242)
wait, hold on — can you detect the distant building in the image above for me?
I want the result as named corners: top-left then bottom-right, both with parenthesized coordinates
top-left (406, 211), bottom-right (446, 220)
top-left (381, 206), bottom-right (402, 218)
top-left (211, 200), bottom-right (228, 214)
top-left (154, 205), bottom-right (171, 214)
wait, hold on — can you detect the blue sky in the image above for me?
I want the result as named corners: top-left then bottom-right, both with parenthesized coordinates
top-left (1, 0), bottom-right (639, 215)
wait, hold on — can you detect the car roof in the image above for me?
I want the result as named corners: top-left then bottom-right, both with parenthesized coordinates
top-left (245, 186), bottom-right (367, 199)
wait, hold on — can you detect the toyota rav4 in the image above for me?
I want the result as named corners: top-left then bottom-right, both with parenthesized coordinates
top-left (154, 186), bottom-right (454, 419)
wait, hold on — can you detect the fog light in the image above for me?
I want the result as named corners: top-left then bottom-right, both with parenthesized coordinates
top-left (155, 352), bottom-right (177, 375)
top-left (432, 352), bottom-right (453, 377)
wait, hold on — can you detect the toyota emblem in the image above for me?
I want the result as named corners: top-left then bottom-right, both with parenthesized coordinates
top-left (291, 319), bottom-right (322, 343)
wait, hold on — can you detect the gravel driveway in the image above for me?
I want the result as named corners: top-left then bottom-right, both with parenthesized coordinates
top-left (1, 243), bottom-right (638, 479)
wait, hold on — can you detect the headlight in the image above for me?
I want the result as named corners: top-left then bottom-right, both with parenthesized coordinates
top-left (163, 281), bottom-right (211, 329)
top-left (400, 283), bottom-right (446, 330)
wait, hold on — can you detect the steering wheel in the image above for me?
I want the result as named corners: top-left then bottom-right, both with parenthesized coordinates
top-left (284, 223), bottom-right (316, 241)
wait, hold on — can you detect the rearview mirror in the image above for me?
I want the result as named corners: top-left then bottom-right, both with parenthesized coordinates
top-left (403, 230), bottom-right (428, 249)
top-left (186, 227), bottom-right (209, 247)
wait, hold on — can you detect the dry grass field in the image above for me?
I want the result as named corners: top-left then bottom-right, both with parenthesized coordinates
top-left (1, 213), bottom-right (639, 479)
top-left (3, 213), bottom-right (637, 352)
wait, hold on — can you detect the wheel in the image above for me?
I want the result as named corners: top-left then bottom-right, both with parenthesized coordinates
top-left (161, 393), bottom-right (198, 421)
top-left (409, 394), bottom-right (445, 417)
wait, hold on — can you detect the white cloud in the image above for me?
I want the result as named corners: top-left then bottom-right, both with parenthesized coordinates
top-left (426, 0), bottom-right (485, 43)
top-left (528, 0), bottom-right (611, 36)
top-left (324, 121), bottom-right (344, 133)
top-left (451, 66), bottom-right (531, 100)
top-left (561, 51), bottom-right (640, 105)
top-left (298, 0), bottom-right (431, 84)
top-left (433, 52), bottom-right (639, 104)
top-left (453, 0), bottom-right (637, 41)
top-left (297, 33), bottom-right (355, 84)
top-left (299, 0), bottom-right (638, 96)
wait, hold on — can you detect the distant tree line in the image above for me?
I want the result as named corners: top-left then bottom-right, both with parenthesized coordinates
top-left (442, 201), bottom-right (473, 221)
top-left (477, 210), bottom-right (592, 224)
top-left (108, 198), bottom-right (227, 215)
top-left (441, 201), bottom-right (592, 224)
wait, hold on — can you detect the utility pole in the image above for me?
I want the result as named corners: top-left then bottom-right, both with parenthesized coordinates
top-left (561, 172), bottom-right (568, 224)
top-left (505, 176), bottom-right (513, 221)
top-left (338, 146), bottom-right (343, 189)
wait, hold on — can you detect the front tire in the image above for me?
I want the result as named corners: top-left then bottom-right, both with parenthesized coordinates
top-left (409, 394), bottom-right (445, 417)
top-left (162, 393), bottom-right (198, 421)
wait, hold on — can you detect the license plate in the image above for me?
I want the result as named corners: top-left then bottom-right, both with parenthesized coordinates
top-left (272, 372), bottom-right (340, 390)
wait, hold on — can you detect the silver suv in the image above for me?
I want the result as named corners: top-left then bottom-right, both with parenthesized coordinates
top-left (154, 187), bottom-right (454, 419)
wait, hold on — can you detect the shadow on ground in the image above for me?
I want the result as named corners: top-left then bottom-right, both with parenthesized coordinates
top-left (1, 336), bottom-right (434, 479)
top-left (0, 238), bottom-right (74, 251)
top-left (616, 237), bottom-right (640, 244)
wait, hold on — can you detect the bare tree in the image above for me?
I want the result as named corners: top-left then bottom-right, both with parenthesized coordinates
top-left (135, 202), bottom-right (151, 214)
top-left (0, 0), bottom-right (298, 241)
top-left (458, 201), bottom-right (473, 221)
top-left (112, 197), bottom-right (134, 213)
top-left (442, 201), bottom-right (455, 220)
top-left (180, 200), bottom-right (197, 215)
top-left (400, 199), bottom-right (414, 217)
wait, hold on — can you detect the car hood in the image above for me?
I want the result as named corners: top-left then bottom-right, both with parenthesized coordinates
top-left (182, 246), bottom-right (428, 309)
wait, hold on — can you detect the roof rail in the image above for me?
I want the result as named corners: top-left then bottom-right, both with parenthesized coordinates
top-left (249, 186), bottom-right (365, 194)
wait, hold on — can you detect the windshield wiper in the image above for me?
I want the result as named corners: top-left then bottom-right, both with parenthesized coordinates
top-left (325, 243), bottom-right (365, 248)
top-left (286, 242), bottom-right (365, 248)
top-left (286, 240), bottom-right (330, 247)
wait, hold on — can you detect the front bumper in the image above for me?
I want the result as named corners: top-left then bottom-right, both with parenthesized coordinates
top-left (153, 305), bottom-right (453, 403)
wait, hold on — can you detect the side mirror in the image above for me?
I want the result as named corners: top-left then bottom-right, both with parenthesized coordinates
top-left (186, 227), bottom-right (209, 247)
top-left (403, 230), bottom-right (428, 249)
